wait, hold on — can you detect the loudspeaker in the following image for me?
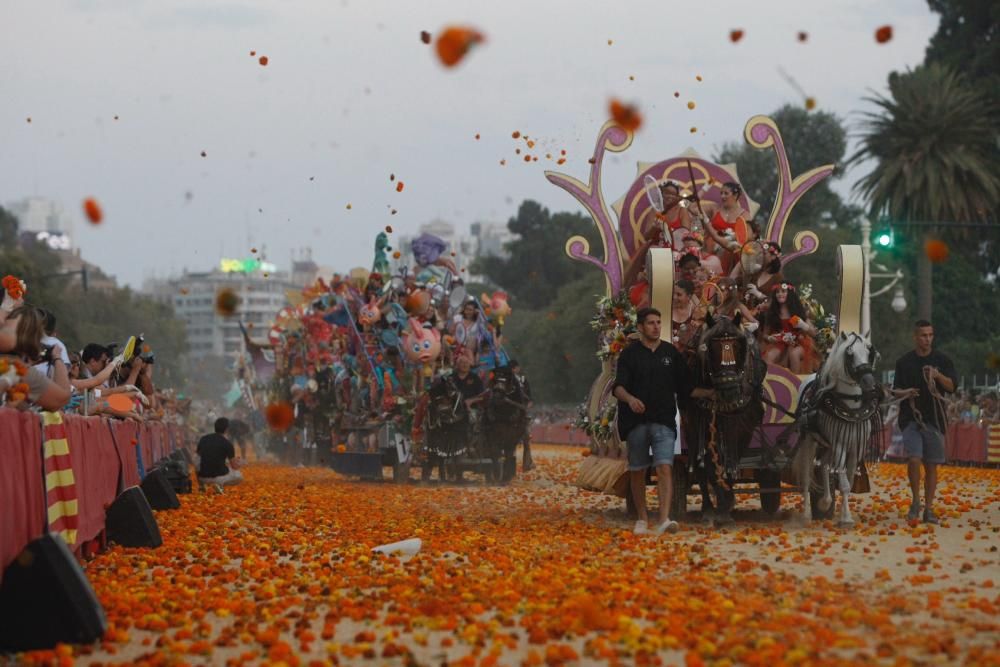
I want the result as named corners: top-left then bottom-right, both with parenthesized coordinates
top-left (105, 486), bottom-right (162, 548)
top-left (171, 448), bottom-right (194, 466)
top-left (141, 468), bottom-right (181, 510)
top-left (0, 534), bottom-right (107, 651)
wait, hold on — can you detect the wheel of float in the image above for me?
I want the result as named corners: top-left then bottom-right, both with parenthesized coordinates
top-left (756, 468), bottom-right (782, 515)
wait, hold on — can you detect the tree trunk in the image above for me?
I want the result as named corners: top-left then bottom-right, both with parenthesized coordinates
top-left (917, 231), bottom-right (933, 321)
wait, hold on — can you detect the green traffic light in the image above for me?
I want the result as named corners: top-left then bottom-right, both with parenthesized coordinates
top-left (876, 232), bottom-right (892, 247)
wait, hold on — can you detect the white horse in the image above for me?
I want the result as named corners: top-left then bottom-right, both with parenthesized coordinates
top-left (793, 331), bottom-right (882, 527)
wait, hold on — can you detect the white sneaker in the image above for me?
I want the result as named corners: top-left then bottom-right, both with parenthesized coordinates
top-left (654, 519), bottom-right (679, 535)
top-left (633, 520), bottom-right (649, 535)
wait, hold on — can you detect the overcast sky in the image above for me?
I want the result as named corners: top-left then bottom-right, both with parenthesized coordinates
top-left (2, 0), bottom-right (938, 287)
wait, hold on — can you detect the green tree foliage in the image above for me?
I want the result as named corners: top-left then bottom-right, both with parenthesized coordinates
top-left (849, 63), bottom-right (1000, 319)
top-left (925, 0), bottom-right (1000, 99)
top-left (0, 206), bottom-right (190, 388)
top-left (473, 200), bottom-right (601, 309)
top-left (500, 273), bottom-right (603, 403)
top-left (715, 104), bottom-right (860, 228)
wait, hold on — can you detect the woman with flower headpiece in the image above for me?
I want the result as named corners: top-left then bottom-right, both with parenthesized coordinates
top-left (761, 282), bottom-right (819, 373)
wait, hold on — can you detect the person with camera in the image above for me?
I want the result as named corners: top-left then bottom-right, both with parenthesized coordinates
top-left (0, 303), bottom-right (71, 410)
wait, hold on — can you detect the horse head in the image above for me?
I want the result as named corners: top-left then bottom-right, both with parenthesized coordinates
top-left (697, 314), bottom-right (763, 411)
top-left (829, 331), bottom-right (880, 398)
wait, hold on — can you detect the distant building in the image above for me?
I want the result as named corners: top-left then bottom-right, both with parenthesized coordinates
top-left (5, 197), bottom-right (77, 244)
top-left (143, 255), bottom-right (297, 363)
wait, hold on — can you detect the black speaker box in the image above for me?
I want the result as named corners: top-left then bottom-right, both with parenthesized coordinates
top-left (171, 447), bottom-right (194, 465)
top-left (105, 486), bottom-right (162, 548)
top-left (140, 468), bottom-right (181, 510)
top-left (0, 534), bottom-right (108, 651)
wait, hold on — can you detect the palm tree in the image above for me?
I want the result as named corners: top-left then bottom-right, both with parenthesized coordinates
top-left (849, 63), bottom-right (1000, 320)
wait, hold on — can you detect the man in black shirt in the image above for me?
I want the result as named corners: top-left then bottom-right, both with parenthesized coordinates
top-left (613, 308), bottom-right (715, 535)
top-left (196, 417), bottom-right (243, 492)
top-left (893, 320), bottom-right (956, 524)
top-left (454, 351), bottom-right (487, 407)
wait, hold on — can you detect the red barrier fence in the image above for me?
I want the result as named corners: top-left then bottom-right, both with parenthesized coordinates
top-left (530, 424), bottom-right (590, 446)
top-left (0, 409), bottom-right (189, 583)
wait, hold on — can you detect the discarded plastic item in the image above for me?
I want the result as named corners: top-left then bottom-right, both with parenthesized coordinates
top-left (372, 538), bottom-right (422, 557)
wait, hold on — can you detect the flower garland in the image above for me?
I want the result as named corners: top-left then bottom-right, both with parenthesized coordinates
top-left (0, 356), bottom-right (30, 404)
top-left (798, 283), bottom-right (837, 356)
top-left (590, 290), bottom-right (636, 361)
top-left (2, 275), bottom-right (25, 301)
top-left (573, 400), bottom-right (617, 443)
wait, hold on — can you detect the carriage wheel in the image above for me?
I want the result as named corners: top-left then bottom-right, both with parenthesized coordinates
top-left (756, 469), bottom-right (782, 516)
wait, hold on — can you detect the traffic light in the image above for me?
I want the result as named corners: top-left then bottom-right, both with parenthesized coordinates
top-left (874, 227), bottom-right (894, 249)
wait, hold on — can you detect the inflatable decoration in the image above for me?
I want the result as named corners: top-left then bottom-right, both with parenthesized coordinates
top-left (402, 318), bottom-right (441, 391)
top-left (481, 291), bottom-right (512, 328)
top-left (372, 232), bottom-right (392, 277)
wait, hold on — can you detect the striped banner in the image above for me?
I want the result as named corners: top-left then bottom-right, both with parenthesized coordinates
top-left (42, 411), bottom-right (79, 546)
top-left (989, 424), bottom-right (1000, 464)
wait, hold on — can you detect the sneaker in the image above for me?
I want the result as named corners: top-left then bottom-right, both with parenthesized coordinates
top-left (923, 509), bottom-right (940, 525)
top-left (906, 503), bottom-right (921, 522)
top-left (633, 520), bottom-right (649, 535)
top-left (654, 519), bottom-right (680, 535)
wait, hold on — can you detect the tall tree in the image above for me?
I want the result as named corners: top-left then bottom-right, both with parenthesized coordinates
top-left (474, 200), bottom-right (600, 309)
top-left (848, 63), bottom-right (1000, 319)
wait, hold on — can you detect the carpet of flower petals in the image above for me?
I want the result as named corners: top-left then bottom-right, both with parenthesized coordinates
top-left (17, 446), bottom-right (1000, 667)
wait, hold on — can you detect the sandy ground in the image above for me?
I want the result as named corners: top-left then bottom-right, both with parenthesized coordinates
top-left (10, 445), bottom-right (1000, 667)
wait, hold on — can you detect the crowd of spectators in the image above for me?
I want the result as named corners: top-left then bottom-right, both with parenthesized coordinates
top-left (945, 389), bottom-right (999, 426)
top-left (0, 277), bottom-right (187, 424)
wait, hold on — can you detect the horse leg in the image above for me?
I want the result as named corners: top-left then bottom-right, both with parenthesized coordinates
top-left (792, 435), bottom-right (814, 525)
top-left (836, 471), bottom-right (854, 527)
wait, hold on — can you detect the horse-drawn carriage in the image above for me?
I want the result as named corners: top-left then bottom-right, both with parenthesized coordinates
top-left (552, 115), bottom-right (882, 524)
top-left (417, 364), bottom-right (530, 483)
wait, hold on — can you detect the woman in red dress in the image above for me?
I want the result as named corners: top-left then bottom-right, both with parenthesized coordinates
top-left (698, 181), bottom-right (752, 272)
top-left (761, 282), bottom-right (819, 374)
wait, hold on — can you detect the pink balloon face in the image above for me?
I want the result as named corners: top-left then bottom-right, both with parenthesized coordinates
top-left (358, 298), bottom-right (381, 326)
top-left (403, 318), bottom-right (441, 364)
top-left (482, 291), bottom-right (512, 319)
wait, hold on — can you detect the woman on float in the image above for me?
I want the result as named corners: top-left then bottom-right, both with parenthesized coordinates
top-left (761, 282), bottom-right (819, 374)
top-left (671, 279), bottom-right (703, 355)
top-left (680, 231), bottom-right (724, 277)
top-left (624, 181), bottom-right (691, 307)
top-left (697, 182), bottom-right (753, 272)
top-left (644, 181), bottom-right (692, 248)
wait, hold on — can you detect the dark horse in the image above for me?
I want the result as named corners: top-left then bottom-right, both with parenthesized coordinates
top-left (688, 314), bottom-right (767, 522)
top-left (422, 373), bottom-right (470, 481)
top-left (485, 365), bottom-right (529, 483)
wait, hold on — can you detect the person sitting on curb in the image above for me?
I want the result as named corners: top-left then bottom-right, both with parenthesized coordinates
top-left (196, 417), bottom-right (244, 492)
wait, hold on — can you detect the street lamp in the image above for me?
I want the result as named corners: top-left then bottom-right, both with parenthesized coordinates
top-left (860, 217), bottom-right (906, 337)
top-left (891, 286), bottom-right (907, 313)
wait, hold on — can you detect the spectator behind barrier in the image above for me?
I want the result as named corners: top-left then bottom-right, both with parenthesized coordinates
top-left (0, 304), bottom-right (71, 410)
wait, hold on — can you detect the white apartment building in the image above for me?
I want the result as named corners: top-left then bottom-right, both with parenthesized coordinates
top-left (143, 257), bottom-right (301, 362)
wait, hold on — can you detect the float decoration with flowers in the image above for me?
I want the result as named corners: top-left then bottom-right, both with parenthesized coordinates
top-left (547, 114), bottom-right (866, 505)
top-left (0, 356), bottom-right (30, 405)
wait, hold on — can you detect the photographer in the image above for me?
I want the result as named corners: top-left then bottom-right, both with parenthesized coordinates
top-left (32, 309), bottom-right (71, 379)
top-left (0, 304), bottom-right (71, 410)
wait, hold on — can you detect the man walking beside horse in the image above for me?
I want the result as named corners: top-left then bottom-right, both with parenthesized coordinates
top-left (893, 320), bottom-right (956, 525)
top-left (613, 308), bottom-right (715, 535)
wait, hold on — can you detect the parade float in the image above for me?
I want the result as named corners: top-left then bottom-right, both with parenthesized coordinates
top-left (550, 115), bottom-right (868, 518)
